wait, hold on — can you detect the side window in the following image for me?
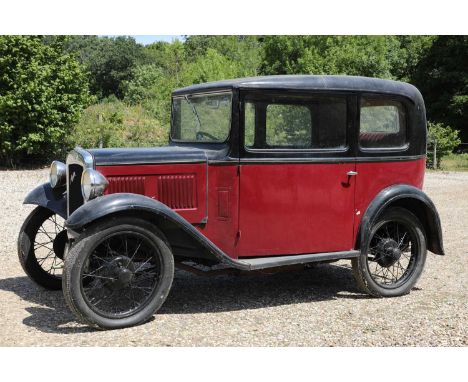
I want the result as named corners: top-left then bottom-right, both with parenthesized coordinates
top-left (359, 97), bottom-right (407, 149)
top-left (266, 104), bottom-right (311, 148)
top-left (244, 97), bottom-right (347, 150)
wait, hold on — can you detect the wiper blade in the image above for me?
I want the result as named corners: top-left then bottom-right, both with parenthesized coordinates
top-left (184, 95), bottom-right (202, 132)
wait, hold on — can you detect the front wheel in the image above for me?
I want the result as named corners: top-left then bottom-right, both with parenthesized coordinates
top-left (352, 207), bottom-right (427, 297)
top-left (62, 217), bottom-right (174, 329)
top-left (18, 206), bottom-right (67, 290)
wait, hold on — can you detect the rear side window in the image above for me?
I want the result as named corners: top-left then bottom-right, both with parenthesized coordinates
top-left (266, 104), bottom-right (312, 148)
top-left (359, 97), bottom-right (407, 149)
top-left (245, 96), bottom-right (347, 150)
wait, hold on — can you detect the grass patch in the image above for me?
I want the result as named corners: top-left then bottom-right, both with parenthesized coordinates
top-left (440, 153), bottom-right (468, 171)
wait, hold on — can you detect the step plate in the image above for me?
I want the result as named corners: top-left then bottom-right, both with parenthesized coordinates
top-left (237, 250), bottom-right (360, 270)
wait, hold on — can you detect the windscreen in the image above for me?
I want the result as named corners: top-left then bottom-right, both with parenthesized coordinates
top-left (171, 92), bottom-right (232, 143)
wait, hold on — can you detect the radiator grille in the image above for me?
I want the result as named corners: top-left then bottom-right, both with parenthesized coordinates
top-left (157, 174), bottom-right (197, 209)
top-left (67, 163), bottom-right (84, 216)
top-left (107, 176), bottom-right (146, 194)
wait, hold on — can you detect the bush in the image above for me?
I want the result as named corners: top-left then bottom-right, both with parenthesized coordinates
top-left (69, 100), bottom-right (168, 149)
top-left (123, 64), bottom-right (174, 128)
top-left (427, 121), bottom-right (461, 169)
top-left (0, 36), bottom-right (91, 167)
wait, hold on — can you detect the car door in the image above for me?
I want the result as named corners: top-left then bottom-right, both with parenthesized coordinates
top-left (237, 92), bottom-right (356, 257)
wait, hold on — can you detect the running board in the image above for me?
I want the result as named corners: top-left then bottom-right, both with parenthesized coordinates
top-left (235, 250), bottom-right (360, 270)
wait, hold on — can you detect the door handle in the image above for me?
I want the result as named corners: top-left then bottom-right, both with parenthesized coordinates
top-left (342, 171), bottom-right (357, 188)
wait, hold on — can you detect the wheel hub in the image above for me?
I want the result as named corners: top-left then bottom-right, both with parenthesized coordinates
top-left (105, 256), bottom-right (136, 290)
top-left (375, 238), bottom-right (401, 267)
top-left (118, 268), bottom-right (133, 284)
top-left (53, 230), bottom-right (68, 260)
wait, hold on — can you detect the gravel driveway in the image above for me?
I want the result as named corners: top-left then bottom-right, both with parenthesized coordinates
top-left (0, 169), bottom-right (466, 346)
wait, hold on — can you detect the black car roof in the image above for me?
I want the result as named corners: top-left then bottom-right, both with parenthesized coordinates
top-left (172, 75), bottom-right (424, 104)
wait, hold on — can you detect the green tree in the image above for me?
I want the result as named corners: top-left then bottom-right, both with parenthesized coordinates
top-left (392, 36), bottom-right (435, 81)
top-left (123, 64), bottom-right (165, 105)
top-left (183, 48), bottom-right (241, 84)
top-left (427, 122), bottom-right (461, 169)
top-left (184, 35), bottom-right (261, 77)
top-left (65, 36), bottom-right (145, 99)
top-left (412, 36), bottom-right (468, 142)
top-left (123, 64), bottom-right (174, 127)
top-left (144, 40), bottom-right (187, 84)
top-left (136, 40), bottom-right (190, 126)
top-left (0, 35), bottom-right (90, 166)
top-left (261, 36), bottom-right (404, 79)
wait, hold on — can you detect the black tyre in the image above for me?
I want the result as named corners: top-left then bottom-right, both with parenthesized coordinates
top-left (352, 207), bottom-right (427, 297)
top-left (17, 206), bottom-right (67, 290)
top-left (62, 217), bottom-right (174, 329)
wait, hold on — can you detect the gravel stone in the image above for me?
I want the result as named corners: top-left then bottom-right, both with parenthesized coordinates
top-left (0, 169), bottom-right (466, 346)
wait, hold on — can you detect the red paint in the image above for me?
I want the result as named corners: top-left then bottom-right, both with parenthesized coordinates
top-left (195, 165), bottom-right (239, 257)
top-left (98, 164), bottom-right (207, 224)
top-left (238, 163), bottom-right (356, 257)
top-left (107, 176), bottom-right (145, 194)
top-left (97, 158), bottom-right (426, 260)
top-left (157, 174), bottom-right (197, 209)
top-left (97, 163), bottom-right (240, 258)
top-left (353, 158), bottom-right (426, 245)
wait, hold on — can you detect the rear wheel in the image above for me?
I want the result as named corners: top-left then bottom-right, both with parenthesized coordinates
top-left (62, 217), bottom-right (174, 329)
top-left (352, 207), bottom-right (427, 297)
top-left (18, 206), bottom-right (67, 290)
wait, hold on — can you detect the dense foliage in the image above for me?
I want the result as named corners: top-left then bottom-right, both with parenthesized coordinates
top-left (0, 36), bottom-right (90, 166)
top-left (0, 35), bottom-right (466, 168)
top-left (261, 36), bottom-right (401, 78)
top-left (63, 36), bottom-right (145, 99)
top-left (69, 100), bottom-right (167, 149)
top-left (412, 36), bottom-right (468, 142)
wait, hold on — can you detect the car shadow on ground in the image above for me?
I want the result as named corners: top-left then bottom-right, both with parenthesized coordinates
top-left (0, 263), bottom-right (370, 334)
top-left (160, 263), bottom-right (371, 315)
top-left (0, 276), bottom-right (96, 334)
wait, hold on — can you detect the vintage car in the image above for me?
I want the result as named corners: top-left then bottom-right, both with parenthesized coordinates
top-left (18, 75), bottom-right (445, 329)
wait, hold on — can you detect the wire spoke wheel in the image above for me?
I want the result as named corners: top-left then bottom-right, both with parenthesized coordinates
top-left (366, 221), bottom-right (416, 287)
top-left (62, 217), bottom-right (174, 329)
top-left (34, 213), bottom-right (66, 278)
top-left (18, 206), bottom-right (67, 290)
top-left (81, 232), bottom-right (162, 319)
top-left (352, 207), bottom-right (427, 297)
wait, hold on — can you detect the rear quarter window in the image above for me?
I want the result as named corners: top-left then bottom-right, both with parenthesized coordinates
top-left (359, 97), bottom-right (407, 150)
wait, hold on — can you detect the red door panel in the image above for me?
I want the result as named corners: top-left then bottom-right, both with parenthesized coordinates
top-left (353, 158), bottom-right (426, 245)
top-left (238, 163), bottom-right (356, 257)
